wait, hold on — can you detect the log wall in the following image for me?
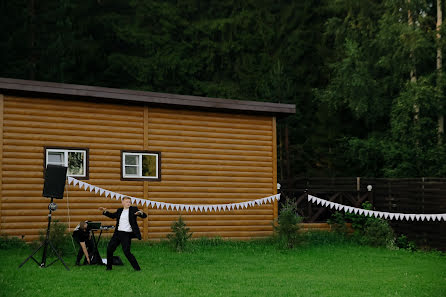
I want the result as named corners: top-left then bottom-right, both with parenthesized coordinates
top-left (0, 96), bottom-right (277, 241)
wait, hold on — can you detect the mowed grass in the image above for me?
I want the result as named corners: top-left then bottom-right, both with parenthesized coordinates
top-left (1, 238), bottom-right (445, 297)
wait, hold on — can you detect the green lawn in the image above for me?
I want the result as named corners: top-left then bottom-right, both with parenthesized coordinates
top-left (1, 238), bottom-right (445, 297)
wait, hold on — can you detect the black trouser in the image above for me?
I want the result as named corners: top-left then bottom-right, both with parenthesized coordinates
top-left (76, 238), bottom-right (93, 264)
top-left (107, 231), bottom-right (140, 270)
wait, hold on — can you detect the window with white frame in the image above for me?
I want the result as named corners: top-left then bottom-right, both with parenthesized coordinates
top-left (45, 147), bottom-right (88, 178)
top-left (122, 151), bottom-right (160, 180)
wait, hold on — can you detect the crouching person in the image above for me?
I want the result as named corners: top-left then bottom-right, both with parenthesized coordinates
top-left (72, 221), bottom-right (93, 265)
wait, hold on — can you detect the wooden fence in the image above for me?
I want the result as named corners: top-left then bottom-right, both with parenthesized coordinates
top-left (280, 177), bottom-right (446, 251)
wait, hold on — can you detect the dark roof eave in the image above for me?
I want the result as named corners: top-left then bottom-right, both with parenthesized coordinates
top-left (0, 78), bottom-right (296, 116)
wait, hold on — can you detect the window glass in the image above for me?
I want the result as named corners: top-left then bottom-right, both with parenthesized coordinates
top-left (45, 148), bottom-right (87, 178)
top-left (68, 151), bottom-right (84, 176)
top-left (125, 166), bottom-right (138, 175)
top-left (142, 155), bottom-right (157, 177)
top-left (125, 155), bottom-right (138, 165)
top-left (122, 151), bottom-right (160, 180)
top-left (48, 152), bottom-right (64, 164)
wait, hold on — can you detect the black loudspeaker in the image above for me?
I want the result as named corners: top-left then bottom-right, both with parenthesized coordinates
top-left (43, 164), bottom-right (68, 199)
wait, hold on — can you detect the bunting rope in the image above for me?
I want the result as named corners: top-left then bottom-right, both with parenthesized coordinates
top-left (307, 194), bottom-right (446, 222)
top-left (67, 177), bottom-right (280, 212)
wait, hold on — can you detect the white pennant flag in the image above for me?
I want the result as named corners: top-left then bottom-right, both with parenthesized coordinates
top-left (180, 204), bottom-right (185, 211)
top-left (73, 179), bottom-right (79, 186)
top-left (78, 181), bottom-right (85, 189)
top-left (426, 215), bottom-right (431, 221)
top-left (321, 200), bottom-right (326, 207)
top-left (409, 214), bottom-right (415, 221)
top-left (388, 213), bottom-right (395, 220)
top-left (150, 201), bottom-right (155, 208)
top-left (358, 209), bottom-right (364, 215)
top-left (155, 202), bottom-right (161, 209)
top-left (99, 189), bottom-right (105, 196)
top-left (105, 191), bottom-right (111, 198)
top-left (67, 177), bottom-right (74, 184)
top-left (94, 187), bottom-right (100, 194)
top-left (184, 205), bottom-right (190, 212)
top-left (198, 205), bottom-right (204, 212)
top-left (111, 192), bottom-right (116, 199)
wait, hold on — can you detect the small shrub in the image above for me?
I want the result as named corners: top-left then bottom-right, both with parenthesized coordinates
top-left (0, 234), bottom-right (27, 249)
top-left (396, 235), bottom-right (417, 251)
top-left (274, 200), bottom-right (303, 249)
top-left (327, 212), bottom-right (349, 234)
top-left (329, 202), bottom-right (395, 248)
top-left (167, 216), bottom-right (193, 252)
top-left (33, 220), bottom-right (71, 256)
top-left (359, 218), bottom-right (395, 248)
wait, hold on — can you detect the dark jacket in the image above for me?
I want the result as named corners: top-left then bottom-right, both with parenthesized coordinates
top-left (103, 206), bottom-right (147, 240)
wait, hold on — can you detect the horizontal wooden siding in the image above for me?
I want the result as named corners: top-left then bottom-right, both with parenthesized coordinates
top-left (1, 96), bottom-right (144, 241)
top-left (0, 97), bottom-right (276, 241)
top-left (146, 108), bottom-right (275, 240)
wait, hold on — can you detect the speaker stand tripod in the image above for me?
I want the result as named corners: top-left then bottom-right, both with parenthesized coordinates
top-left (19, 197), bottom-right (69, 270)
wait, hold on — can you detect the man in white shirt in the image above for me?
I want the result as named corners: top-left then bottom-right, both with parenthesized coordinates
top-left (99, 196), bottom-right (147, 271)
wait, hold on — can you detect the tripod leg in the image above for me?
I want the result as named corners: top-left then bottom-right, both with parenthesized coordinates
top-left (47, 240), bottom-right (70, 271)
top-left (19, 241), bottom-right (44, 268)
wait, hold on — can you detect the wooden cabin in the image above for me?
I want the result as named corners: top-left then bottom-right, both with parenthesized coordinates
top-left (0, 77), bottom-right (295, 241)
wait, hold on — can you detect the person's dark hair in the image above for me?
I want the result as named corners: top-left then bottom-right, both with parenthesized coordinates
top-left (122, 196), bottom-right (131, 201)
top-left (79, 221), bottom-right (87, 229)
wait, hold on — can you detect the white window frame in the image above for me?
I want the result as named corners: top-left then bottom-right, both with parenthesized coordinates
top-left (45, 148), bottom-right (87, 178)
top-left (122, 151), bottom-right (160, 180)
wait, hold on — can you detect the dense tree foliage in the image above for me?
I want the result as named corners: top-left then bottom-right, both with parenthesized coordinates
top-left (1, 0), bottom-right (445, 178)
